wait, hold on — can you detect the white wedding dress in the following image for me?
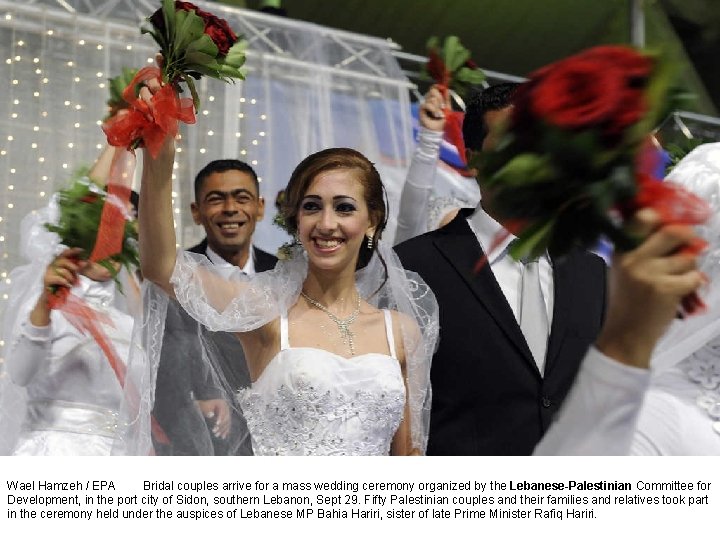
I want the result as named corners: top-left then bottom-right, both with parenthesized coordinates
top-left (238, 310), bottom-right (405, 455)
top-left (114, 241), bottom-right (437, 455)
top-left (3, 278), bottom-right (134, 455)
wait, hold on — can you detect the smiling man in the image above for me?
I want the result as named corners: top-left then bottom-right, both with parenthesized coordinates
top-left (153, 159), bottom-right (277, 455)
top-left (190, 159), bottom-right (275, 271)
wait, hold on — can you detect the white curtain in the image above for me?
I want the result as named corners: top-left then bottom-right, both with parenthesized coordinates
top-left (0, 0), bottom-right (415, 360)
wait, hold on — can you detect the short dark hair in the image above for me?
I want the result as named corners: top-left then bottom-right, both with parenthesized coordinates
top-left (194, 159), bottom-right (260, 201)
top-left (129, 189), bottom-right (140, 216)
top-left (103, 185), bottom-right (140, 217)
top-left (462, 82), bottom-right (519, 151)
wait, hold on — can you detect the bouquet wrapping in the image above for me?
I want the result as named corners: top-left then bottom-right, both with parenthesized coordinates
top-left (103, 0), bottom-right (247, 157)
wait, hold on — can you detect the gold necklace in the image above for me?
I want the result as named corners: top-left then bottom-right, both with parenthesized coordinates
top-left (301, 290), bottom-right (361, 356)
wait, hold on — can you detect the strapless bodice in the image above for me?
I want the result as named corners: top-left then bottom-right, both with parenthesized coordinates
top-left (237, 348), bottom-right (405, 455)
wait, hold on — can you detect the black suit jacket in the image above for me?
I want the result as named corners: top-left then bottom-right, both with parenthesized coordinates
top-left (153, 240), bottom-right (277, 455)
top-left (395, 210), bottom-right (607, 455)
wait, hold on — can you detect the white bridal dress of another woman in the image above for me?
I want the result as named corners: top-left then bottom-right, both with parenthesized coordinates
top-left (535, 142), bottom-right (720, 455)
top-left (0, 202), bottom-right (136, 456)
top-left (117, 241), bottom-right (438, 456)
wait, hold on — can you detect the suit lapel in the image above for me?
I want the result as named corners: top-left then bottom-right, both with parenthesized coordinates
top-left (253, 246), bottom-right (278, 272)
top-left (433, 212), bottom-right (539, 375)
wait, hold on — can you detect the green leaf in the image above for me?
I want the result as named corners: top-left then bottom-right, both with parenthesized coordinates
top-left (141, 27), bottom-right (166, 51)
top-left (184, 63), bottom-right (223, 78)
top-left (455, 66), bottom-right (485, 85)
top-left (425, 36), bottom-right (440, 52)
top-left (181, 74), bottom-right (200, 112)
top-left (162, 0), bottom-right (176, 44)
top-left (185, 51), bottom-right (217, 66)
top-left (443, 35), bottom-right (470, 72)
top-left (509, 219), bottom-right (556, 261)
top-left (186, 34), bottom-right (219, 57)
top-left (174, 9), bottom-right (206, 52)
top-left (218, 63), bottom-right (246, 80)
top-left (225, 39), bottom-right (247, 67)
top-left (489, 154), bottom-right (554, 187)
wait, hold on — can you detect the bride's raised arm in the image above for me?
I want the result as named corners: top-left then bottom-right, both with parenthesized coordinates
top-left (139, 133), bottom-right (177, 297)
top-left (136, 80), bottom-right (303, 332)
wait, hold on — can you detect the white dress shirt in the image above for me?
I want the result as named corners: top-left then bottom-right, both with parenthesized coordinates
top-left (534, 346), bottom-right (720, 455)
top-left (206, 246), bottom-right (255, 276)
top-left (467, 204), bottom-right (554, 373)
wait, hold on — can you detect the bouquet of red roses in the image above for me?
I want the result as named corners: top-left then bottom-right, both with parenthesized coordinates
top-left (474, 45), bottom-right (709, 261)
top-left (144, 0), bottom-right (247, 108)
top-left (424, 35), bottom-right (485, 166)
top-left (103, 0), bottom-right (246, 157)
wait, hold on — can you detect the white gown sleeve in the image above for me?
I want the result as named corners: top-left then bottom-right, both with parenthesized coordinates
top-left (394, 128), bottom-right (443, 244)
top-left (5, 319), bottom-right (52, 387)
top-left (533, 346), bottom-right (651, 455)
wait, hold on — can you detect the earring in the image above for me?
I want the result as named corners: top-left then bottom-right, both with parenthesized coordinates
top-left (366, 235), bottom-right (373, 249)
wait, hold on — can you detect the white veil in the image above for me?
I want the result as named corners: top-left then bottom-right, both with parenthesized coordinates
top-left (116, 240), bottom-right (438, 455)
top-left (651, 142), bottom-right (720, 371)
top-left (0, 206), bottom-right (58, 454)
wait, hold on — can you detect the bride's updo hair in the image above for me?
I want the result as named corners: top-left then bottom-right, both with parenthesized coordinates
top-left (282, 148), bottom-right (388, 269)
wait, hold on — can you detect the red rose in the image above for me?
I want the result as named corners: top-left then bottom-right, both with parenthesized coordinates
top-left (203, 14), bottom-right (237, 56)
top-left (577, 46), bottom-right (652, 80)
top-left (514, 46), bottom-right (651, 142)
top-left (150, 1), bottom-right (237, 56)
top-left (529, 58), bottom-right (625, 129)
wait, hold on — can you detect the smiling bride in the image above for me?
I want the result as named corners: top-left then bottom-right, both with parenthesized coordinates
top-left (135, 112), bottom-right (438, 455)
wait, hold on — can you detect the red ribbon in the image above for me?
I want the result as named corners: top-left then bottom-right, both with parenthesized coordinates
top-left (102, 66), bottom-right (195, 158)
top-left (48, 288), bottom-right (170, 447)
top-left (617, 140), bottom-right (711, 315)
top-left (426, 51), bottom-right (469, 167)
top-left (89, 150), bottom-right (136, 263)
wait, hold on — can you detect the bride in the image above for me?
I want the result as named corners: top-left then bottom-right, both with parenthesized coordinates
top-left (135, 125), bottom-right (438, 455)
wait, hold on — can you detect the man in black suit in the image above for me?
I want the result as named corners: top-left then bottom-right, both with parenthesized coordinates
top-left (395, 84), bottom-right (607, 455)
top-left (153, 159), bottom-right (277, 455)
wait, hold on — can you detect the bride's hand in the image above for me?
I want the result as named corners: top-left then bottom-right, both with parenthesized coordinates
top-left (138, 77), bottom-right (176, 170)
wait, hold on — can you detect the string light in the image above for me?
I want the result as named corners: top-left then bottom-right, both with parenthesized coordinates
top-left (0, 7), bottom-right (276, 297)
